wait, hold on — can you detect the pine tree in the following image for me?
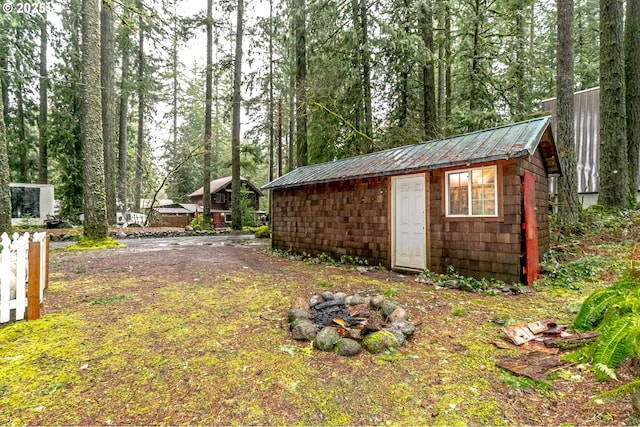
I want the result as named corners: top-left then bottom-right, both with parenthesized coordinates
top-left (556, 0), bottom-right (580, 227)
top-left (0, 79), bottom-right (10, 234)
top-left (81, 0), bottom-right (108, 239)
top-left (625, 0), bottom-right (640, 204)
top-left (598, 0), bottom-right (629, 209)
top-left (231, 0), bottom-right (244, 230)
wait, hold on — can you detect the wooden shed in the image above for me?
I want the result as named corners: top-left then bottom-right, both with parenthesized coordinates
top-left (263, 117), bottom-right (561, 285)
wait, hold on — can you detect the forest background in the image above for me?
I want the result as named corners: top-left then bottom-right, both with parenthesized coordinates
top-left (0, 0), bottom-right (624, 229)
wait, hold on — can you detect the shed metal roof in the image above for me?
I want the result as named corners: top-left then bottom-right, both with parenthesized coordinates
top-left (263, 116), bottom-right (559, 190)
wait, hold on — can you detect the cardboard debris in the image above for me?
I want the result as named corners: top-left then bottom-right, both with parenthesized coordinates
top-left (496, 351), bottom-right (566, 380)
top-left (502, 321), bottom-right (537, 345)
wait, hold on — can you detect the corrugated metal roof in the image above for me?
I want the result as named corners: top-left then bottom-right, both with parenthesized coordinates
top-left (190, 176), bottom-right (263, 197)
top-left (263, 117), bottom-right (558, 190)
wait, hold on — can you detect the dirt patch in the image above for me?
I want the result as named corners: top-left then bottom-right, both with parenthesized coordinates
top-left (0, 237), bottom-right (636, 425)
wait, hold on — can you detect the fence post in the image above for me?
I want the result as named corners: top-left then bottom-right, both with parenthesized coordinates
top-left (0, 233), bottom-right (10, 323)
top-left (27, 241), bottom-right (41, 321)
top-left (15, 233), bottom-right (28, 321)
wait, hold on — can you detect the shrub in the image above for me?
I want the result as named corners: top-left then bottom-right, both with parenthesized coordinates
top-left (255, 225), bottom-right (270, 239)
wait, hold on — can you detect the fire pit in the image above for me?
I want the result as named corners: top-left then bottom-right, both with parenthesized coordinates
top-left (287, 291), bottom-right (415, 356)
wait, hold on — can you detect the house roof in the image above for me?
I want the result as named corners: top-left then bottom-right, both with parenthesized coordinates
top-left (262, 117), bottom-right (560, 190)
top-left (190, 176), bottom-right (263, 197)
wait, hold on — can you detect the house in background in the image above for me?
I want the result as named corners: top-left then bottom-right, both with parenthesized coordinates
top-left (263, 117), bottom-right (561, 285)
top-left (189, 176), bottom-right (264, 228)
top-left (541, 86), bottom-right (640, 207)
top-left (149, 203), bottom-right (198, 228)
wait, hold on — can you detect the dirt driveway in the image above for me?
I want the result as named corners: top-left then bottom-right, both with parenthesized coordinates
top-left (0, 235), bottom-right (635, 426)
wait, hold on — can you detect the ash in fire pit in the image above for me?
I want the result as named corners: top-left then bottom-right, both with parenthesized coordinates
top-left (288, 291), bottom-right (416, 356)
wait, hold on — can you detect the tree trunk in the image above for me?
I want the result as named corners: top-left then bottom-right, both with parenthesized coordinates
top-left (444, 3), bottom-right (451, 130)
top-left (277, 97), bottom-right (283, 177)
top-left (101, 0), bottom-right (117, 224)
top-left (360, 0), bottom-right (373, 149)
top-left (15, 29), bottom-right (28, 181)
top-left (0, 55), bottom-right (8, 127)
top-left (118, 14), bottom-right (130, 212)
top-left (0, 79), bottom-right (10, 234)
top-left (598, 0), bottom-right (629, 208)
top-left (38, 14), bottom-right (48, 184)
top-left (231, 0), bottom-right (244, 230)
top-left (294, 0), bottom-right (307, 167)
top-left (421, 0), bottom-right (436, 140)
top-left (556, 0), bottom-right (580, 227)
top-left (625, 0), bottom-right (640, 203)
top-left (81, 0), bottom-right (108, 239)
top-left (202, 0), bottom-right (213, 230)
top-left (134, 0), bottom-right (145, 213)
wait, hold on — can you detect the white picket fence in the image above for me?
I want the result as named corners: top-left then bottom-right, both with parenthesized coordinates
top-left (0, 231), bottom-right (49, 324)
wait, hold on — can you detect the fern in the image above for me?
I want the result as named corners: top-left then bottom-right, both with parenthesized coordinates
top-left (573, 274), bottom-right (637, 331)
top-left (593, 315), bottom-right (636, 381)
top-left (573, 288), bottom-right (623, 331)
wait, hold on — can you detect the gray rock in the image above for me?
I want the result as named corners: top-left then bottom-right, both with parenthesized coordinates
top-left (381, 300), bottom-right (399, 318)
top-left (288, 308), bottom-right (310, 323)
top-left (370, 295), bottom-right (385, 309)
top-left (392, 321), bottom-right (415, 337)
top-left (291, 320), bottom-right (318, 341)
top-left (356, 266), bottom-right (368, 274)
top-left (335, 338), bottom-right (362, 356)
top-left (333, 292), bottom-right (347, 302)
top-left (309, 294), bottom-right (324, 307)
top-left (443, 280), bottom-right (460, 289)
top-left (383, 325), bottom-right (407, 346)
top-left (362, 330), bottom-right (399, 354)
top-left (350, 294), bottom-right (365, 305)
top-left (313, 327), bottom-right (341, 351)
top-left (344, 296), bottom-right (353, 305)
top-left (320, 291), bottom-right (335, 301)
top-left (388, 307), bottom-right (408, 323)
top-left (348, 328), bottom-right (362, 340)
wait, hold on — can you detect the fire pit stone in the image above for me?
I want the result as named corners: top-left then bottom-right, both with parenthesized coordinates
top-left (287, 291), bottom-right (416, 357)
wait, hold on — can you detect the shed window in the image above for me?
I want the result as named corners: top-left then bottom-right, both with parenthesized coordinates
top-left (446, 166), bottom-right (497, 217)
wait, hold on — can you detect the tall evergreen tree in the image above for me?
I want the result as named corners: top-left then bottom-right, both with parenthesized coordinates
top-left (81, 0), bottom-right (108, 239)
top-left (556, 0), bottom-right (580, 227)
top-left (117, 5), bottom-right (131, 212)
top-left (598, 0), bottom-right (628, 208)
top-left (0, 79), bottom-right (10, 234)
top-left (625, 0), bottom-right (640, 204)
top-left (294, 0), bottom-right (307, 167)
top-left (231, 0), bottom-right (244, 230)
top-left (202, 0), bottom-right (213, 230)
top-left (101, 0), bottom-right (117, 223)
top-left (38, 12), bottom-right (48, 184)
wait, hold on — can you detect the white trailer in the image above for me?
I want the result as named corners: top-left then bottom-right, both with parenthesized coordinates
top-left (10, 183), bottom-right (55, 226)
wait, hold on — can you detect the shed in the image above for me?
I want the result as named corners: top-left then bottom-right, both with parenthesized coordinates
top-left (263, 117), bottom-right (561, 285)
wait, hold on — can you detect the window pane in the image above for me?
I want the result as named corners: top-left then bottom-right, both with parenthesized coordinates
top-left (448, 172), bottom-right (468, 215)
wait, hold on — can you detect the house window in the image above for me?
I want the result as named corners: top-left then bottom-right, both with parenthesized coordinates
top-left (215, 193), bottom-right (225, 204)
top-left (224, 213), bottom-right (232, 224)
top-left (446, 166), bottom-right (497, 217)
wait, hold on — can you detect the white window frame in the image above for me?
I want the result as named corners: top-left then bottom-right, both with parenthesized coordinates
top-left (445, 165), bottom-right (498, 217)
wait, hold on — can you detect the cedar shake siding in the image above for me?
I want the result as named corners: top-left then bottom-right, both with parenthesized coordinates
top-left (264, 118), bottom-right (560, 285)
top-left (271, 176), bottom-right (391, 266)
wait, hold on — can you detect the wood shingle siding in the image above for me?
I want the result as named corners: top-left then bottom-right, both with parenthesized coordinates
top-left (271, 177), bottom-right (391, 265)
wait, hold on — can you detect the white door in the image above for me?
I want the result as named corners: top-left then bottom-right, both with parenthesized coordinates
top-left (392, 174), bottom-right (426, 270)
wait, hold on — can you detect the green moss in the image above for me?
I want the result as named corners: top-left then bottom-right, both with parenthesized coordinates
top-left (66, 237), bottom-right (124, 251)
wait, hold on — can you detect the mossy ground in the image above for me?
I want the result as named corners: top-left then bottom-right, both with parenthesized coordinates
top-left (1, 217), bottom-right (638, 425)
